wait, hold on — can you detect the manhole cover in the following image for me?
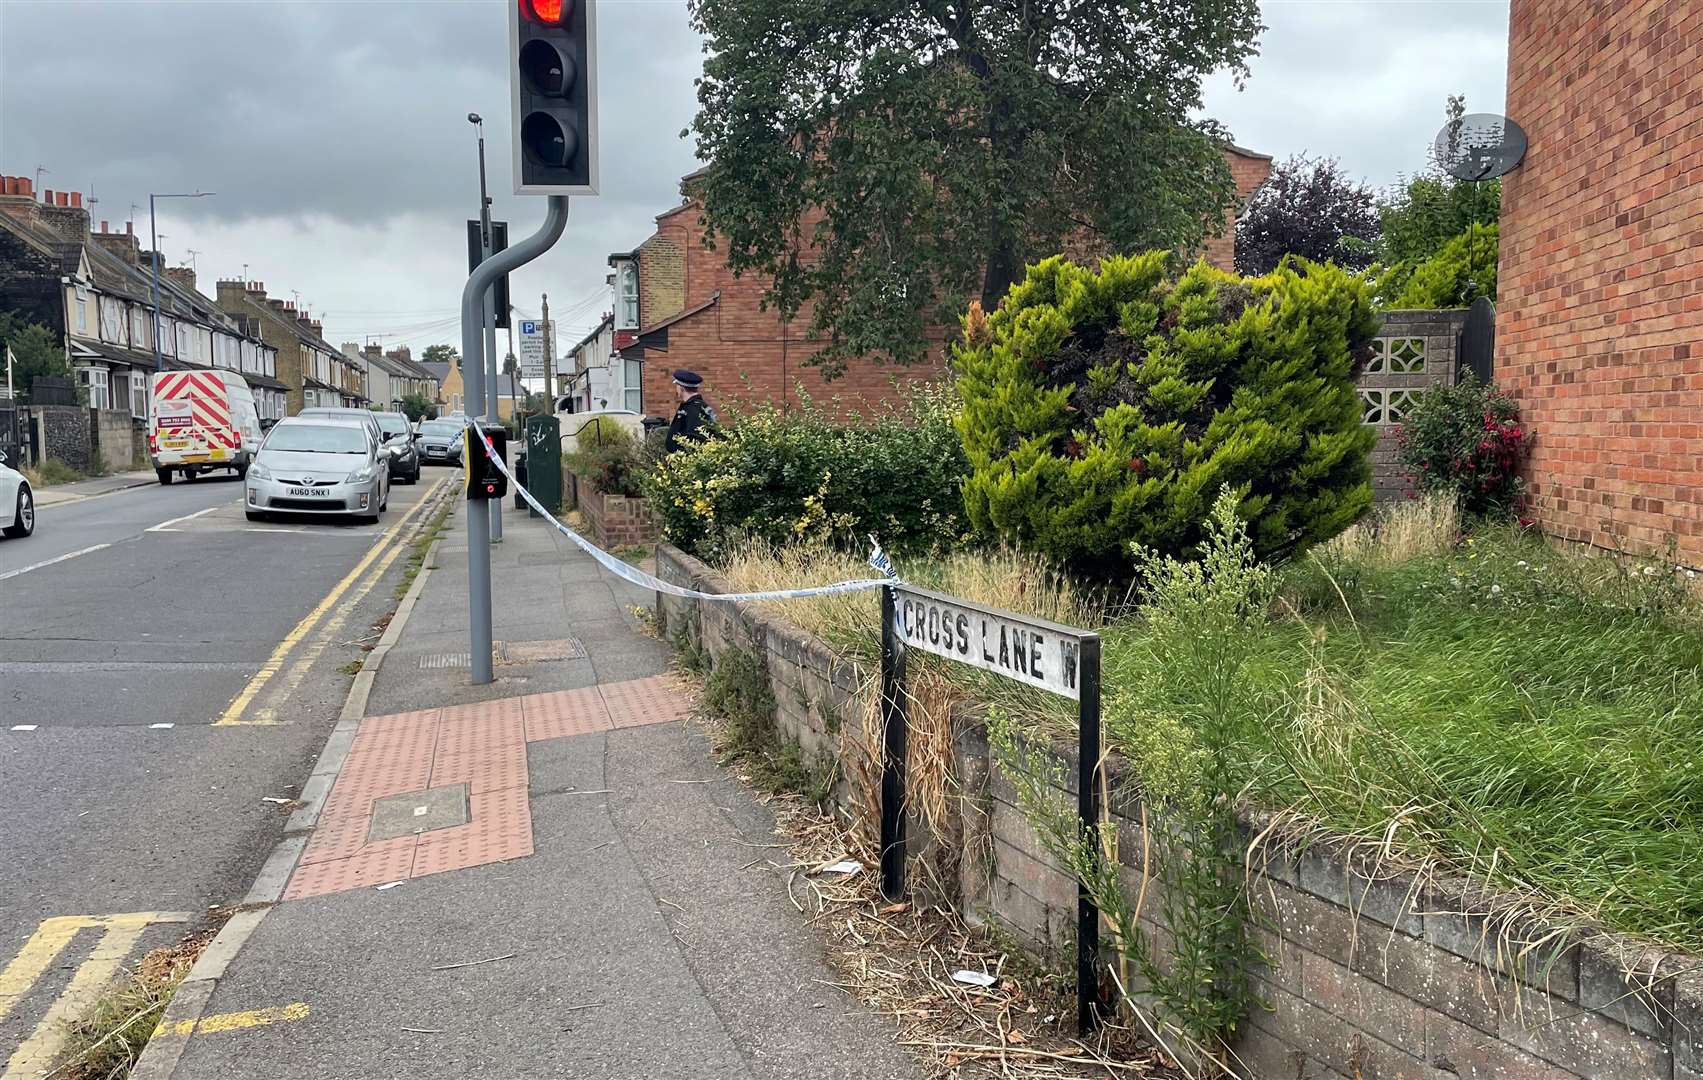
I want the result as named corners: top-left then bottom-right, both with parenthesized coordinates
top-left (499, 638), bottom-right (587, 664)
top-left (369, 783), bottom-right (470, 841)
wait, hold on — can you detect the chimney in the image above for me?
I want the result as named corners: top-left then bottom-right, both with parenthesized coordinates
top-left (0, 175), bottom-right (35, 224)
top-left (126, 221), bottom-right (133, 236)
top-left (91, 227), bottom-right (142, 265)
top-left (36, 186), bottom-right (91, 242)
top-left (216, 278), bottom-right (247, 304)
top-left (164, 266), bottom-right (197, 293)
top-left (99, 220), bottom-right (109, 233)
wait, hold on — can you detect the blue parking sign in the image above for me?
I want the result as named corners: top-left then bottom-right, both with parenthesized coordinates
top-left (521, 321), bottom-right (538, 335)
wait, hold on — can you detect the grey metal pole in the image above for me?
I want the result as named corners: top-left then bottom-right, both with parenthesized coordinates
top-left (149, 195), bottom-right (162, 375)
top-left (462, 196), bottom-right (569, 685)
top-left (475, 124), bottom-right (503, 541)
top-left (485, 284), bottom-right (503, 542)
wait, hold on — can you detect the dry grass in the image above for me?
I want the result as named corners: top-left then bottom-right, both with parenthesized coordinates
top-left (741, 782), bottom-right (1176, 1078)
top-left (1316, 492), bottom-right (1459, 567)
top-left (52, 928), bottom-right (214, 1080)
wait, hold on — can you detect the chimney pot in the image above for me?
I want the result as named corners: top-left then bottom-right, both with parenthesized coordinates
top-left (17, 179), bottom-right (28, 196)
top-left (2, 178), bottom-right (13, 196)
top-left (100, 219), bottom-right (109, 232)
top-left (126, 222), bottom-right (133, 236)
top-left (56, 192), bottom-right (69, 207)
top-left (70, 192), bottom-right (81, 208)
top-left (42, 189), bottom-right (53, 204)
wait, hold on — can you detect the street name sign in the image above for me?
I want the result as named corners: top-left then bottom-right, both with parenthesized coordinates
top-left (891, 584), bottom-right (1088, 700)
top-left (876, 581), bottom-right (1102, 1033)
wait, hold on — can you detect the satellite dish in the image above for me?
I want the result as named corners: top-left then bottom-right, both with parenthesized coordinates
top-left (1433, 113), bottom-right (1528, 182)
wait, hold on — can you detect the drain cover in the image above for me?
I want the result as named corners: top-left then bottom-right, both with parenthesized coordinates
top-left (369, 784), bottom-right (470, 841)
top-left (499, 638), bottom-right (587, 664)
top-left (419, 643), bottom-right (512, 669)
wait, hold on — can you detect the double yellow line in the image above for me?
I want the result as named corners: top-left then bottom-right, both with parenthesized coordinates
top-left (216, 478), bottom-right (450, 726)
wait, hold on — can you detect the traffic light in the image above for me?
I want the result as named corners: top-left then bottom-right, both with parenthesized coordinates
top-left (464, 423), bottom-right (510, 501)
top-left (509, 0), bottom-right (598, 195)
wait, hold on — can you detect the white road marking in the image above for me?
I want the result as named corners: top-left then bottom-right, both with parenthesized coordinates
top-left (150, 723), bottom-right (175, 729)
top-left (9, 725), bottom-right (37, 732)
top-left (0, 543), bottom-right (113, 583)
top-left (146, 505), bottom-right (225, 533)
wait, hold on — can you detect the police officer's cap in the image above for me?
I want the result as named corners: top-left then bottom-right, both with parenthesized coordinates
top-left (672, 369), bottom-right (703, 389)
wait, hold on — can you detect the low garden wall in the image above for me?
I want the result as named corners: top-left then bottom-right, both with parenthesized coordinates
top-left (1362, 309), bottom-right (1469, 502)
top-left (655, 541), bottom-right (1699, 1080)
top-left (577, 479), bottom-right (661, 550)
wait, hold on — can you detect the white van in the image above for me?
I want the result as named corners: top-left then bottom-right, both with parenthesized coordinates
top-left (149, 369), bottom-right (262, 484)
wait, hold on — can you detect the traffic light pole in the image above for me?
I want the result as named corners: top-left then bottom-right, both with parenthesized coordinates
top-left (462, 195), bottom-right (569, 685)
top-left (475, 125), bottom-right (504, 544)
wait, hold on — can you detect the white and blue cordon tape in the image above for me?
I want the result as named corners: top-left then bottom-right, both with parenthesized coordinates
top-left (475, 427), bottom-right (897, 603)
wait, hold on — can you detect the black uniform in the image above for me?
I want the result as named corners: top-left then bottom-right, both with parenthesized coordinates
top-left (665, 394), bottom-right (717, 454)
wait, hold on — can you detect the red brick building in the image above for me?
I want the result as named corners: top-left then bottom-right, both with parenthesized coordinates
top-left (611, 145), bottom-right (1270, 417)
top-left (1498, 0), bottom-right (1703, 563)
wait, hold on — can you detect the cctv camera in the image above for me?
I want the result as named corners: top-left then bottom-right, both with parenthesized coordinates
top-left (468, 113), bottom-right (482, 124)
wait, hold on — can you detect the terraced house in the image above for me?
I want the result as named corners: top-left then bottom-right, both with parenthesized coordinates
top-left (0, 175), bottom-right (286, 422)
top-left (215, 279), bottom-right (366, 414)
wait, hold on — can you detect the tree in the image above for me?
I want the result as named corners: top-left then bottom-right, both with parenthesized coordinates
top-left (1384, 224), bottom-right (1498, 309)
top-left (1233, 155), bottom-right (1379, 275)
top-left (420, 344), bottom-right (459, 369)
top-left (1377, 95), bottom-right (1500, 268)
top-left (399, 391), bottom-right (436, 422)
top-left (0, 313), bottom-right (69, 401)
top-left (954, 253), bottom-right (1378, 580)
top-left (687, 0), bottom-right (1264, 376)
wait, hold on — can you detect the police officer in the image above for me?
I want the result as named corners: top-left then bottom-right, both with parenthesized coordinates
top-left (664, 369), bottom-right (717, 454)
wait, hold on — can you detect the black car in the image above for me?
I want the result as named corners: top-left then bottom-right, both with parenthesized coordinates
top-left (373, 411), bottom-right (421, 484)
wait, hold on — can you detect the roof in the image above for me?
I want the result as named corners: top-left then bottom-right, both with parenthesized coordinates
top-left (1226, 143), bottom-right (1274, 162)
top-left (305, 376), bottom-right (337, 391)
top-left (569, 313), bottom-right (613, 354)
top-left (418, 362), bottom-right (454, 386)
top-left (69, 337), bottom-right (156, 369)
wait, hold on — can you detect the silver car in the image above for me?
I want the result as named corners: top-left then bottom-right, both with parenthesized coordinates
top-left (414, 418), bottom-right (466, 465)
top-left (245, 418), bottom-right (390, 524)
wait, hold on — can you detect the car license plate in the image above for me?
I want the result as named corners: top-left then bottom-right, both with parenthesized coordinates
top-left (427, 447), bottom-right (444, 455)
top-left (286, 487), bottom-right (327, 497)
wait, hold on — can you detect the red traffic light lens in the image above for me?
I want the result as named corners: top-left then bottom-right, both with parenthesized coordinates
top-left (521, 0), bottom-right (569, 24)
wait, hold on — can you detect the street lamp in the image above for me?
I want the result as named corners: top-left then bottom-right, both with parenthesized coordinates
top-left (150, 191), bottom-right (214, 375)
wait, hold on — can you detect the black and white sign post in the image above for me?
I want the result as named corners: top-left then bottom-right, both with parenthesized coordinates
top-left (880, 583), bottom-right (1103, 1033)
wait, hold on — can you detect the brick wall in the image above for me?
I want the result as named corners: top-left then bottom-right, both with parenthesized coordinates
top-left (1202, 146), bottom-right (1276, 273)
top-left (576, 480), bottom-right (661, 550)
top-left (1498, 0), bottom-right (1703, 563)
top-left (638, 233), bottom-right (686, 328)
top-left (655, 543), bottom-right (1700, 1079)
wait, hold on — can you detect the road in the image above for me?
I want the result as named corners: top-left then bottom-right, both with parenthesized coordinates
top-left (0, 470), bottom-right (454, 1076)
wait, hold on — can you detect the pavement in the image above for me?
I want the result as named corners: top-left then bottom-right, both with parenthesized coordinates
top-left (0, 469), bottom-right (456, 1078)
top-left (27, 467), bottom-right (160, 507)
top-left (162, 499), bottom-right (921, 1080)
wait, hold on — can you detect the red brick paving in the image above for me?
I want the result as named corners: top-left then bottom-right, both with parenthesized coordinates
top-left (283, 675), bottom-right (691, 900)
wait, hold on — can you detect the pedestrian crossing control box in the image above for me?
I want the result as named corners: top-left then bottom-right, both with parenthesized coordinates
top-left (464, 422), bottom-right (509, 501)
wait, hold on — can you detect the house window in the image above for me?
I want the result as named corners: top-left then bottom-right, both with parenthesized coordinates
top-left (618, 264), bottom-right (639, 329)
top-left (75, 286), bottom-right (89, 333)
top-left (623, 357), bottom-right (642, 412)
top-left (131, 373), bottom-right (148, 418)
top-left (76, 365), bottom-right (110, 410)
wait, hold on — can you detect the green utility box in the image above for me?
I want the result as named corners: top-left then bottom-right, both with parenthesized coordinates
top-left (523, 414), bottom-right (562, 518)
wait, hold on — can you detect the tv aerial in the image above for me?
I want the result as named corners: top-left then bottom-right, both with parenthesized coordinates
top-left (1430, 112), bottom-right (1526, 380)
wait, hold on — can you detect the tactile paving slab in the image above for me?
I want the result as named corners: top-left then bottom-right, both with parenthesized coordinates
top-left (283, 836), bottom-right (418, 900)
top-left (520, 687), bottom-right (610, 742)
top-left (600, 674), bottom-right (694, 729)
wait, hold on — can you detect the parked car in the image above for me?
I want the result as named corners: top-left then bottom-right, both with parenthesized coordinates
top-left (0, 450), bottom-right (34, 539)
top-left (298, 407), bottom-right (385, 449)
top-left (245, 418), bottom-right (390, 524)
top-left (372, 411), bottom-right (421, 484)
top-left (414, 418), bottom-right (466, 465)
top-left (149, 369), bottom-right (262, 484)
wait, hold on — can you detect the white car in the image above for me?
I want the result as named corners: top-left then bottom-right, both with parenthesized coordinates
top-left (0, 450), bottom-right (34, 539)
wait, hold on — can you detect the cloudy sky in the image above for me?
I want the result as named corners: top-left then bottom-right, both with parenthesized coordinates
top-left (0, 0), bottom-right (1508, 362)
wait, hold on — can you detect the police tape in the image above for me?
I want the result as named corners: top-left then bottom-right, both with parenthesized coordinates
top-left (472, 427), bottom-right (896, 602)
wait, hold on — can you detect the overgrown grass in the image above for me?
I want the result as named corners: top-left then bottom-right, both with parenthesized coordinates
top-left (23, 457), bottom-right (84, 487)
top-left (716, 500), bottom-right (1703, 952)
top-left (54, 936), bottom-right (203, 1079)
top-left (1108, 501), bottom-right (1703, 952)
